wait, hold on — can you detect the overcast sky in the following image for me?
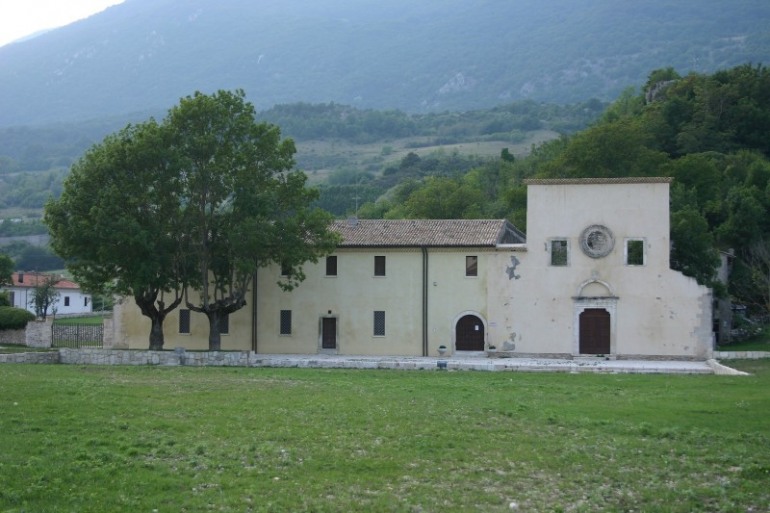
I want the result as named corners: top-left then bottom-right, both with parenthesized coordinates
top-left (0, 0), bottom-right (124, 48)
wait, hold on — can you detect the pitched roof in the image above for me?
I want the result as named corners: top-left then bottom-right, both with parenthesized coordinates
top-left (332, 219), bottom-right (525, 248)
top-left (9, 272), bottom-right (81, 290)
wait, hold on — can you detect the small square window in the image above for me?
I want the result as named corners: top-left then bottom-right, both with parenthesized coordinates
top-left (626, 239), bottom-right (645, 266)
top-left (326, 255), bottom-right (337, 276)
top-left (374, 311), bottom-right (386, 336)
top-left (550, 239), bottom-right (568, 266)
top-left (179, 309), bottom-right (191, 334)
top-left (374, 255), bottom-right (386, 276)
top-left (466, 256), bottom-right (478, 277)
top-left (280, 310), bottom-right (292, 335)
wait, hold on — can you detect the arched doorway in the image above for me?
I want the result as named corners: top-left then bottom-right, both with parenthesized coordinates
top-left (579, 308), bottom-right (611, 355)
top-left (455, 314), bottom-right (485, 351)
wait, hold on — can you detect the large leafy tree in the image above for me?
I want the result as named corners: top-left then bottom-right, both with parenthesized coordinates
top-left (168, 90), bottom-right (339, 350)
top-left (46, 120), bottom-right (188, 349)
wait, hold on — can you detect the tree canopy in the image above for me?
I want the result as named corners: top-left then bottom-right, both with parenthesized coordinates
top-left (46, 90), bottom-right (338, 349)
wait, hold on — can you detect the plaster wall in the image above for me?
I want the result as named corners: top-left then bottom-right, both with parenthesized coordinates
top-left (256, 249), bottom-right (423, 355)
top-left (489, 180), bottom-right (712, 357)
top-left (255, 248), bottom-right (493, 356)
top-left (119, 293), bottom-right (253, 351)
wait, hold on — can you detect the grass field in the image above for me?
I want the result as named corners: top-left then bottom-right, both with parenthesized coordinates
top-left (52, 315), bottom-right (104, 326)
top-left (1, 361), bottom-right (769, 512)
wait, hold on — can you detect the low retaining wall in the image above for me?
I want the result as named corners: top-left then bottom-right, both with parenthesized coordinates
top-left (714, 351), bottom-right (770, 359)
top-left (0, 351), bottom-right (59, 364)
top-left (0, 329), bottom-right (25, 345)
top-left (58, 348), bottom-right (252, 366)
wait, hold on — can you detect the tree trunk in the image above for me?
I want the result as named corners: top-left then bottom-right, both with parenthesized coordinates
top-left (148, 315), bottom-right (165, 350)
top-left (207, 312), bottom-right (222, 351)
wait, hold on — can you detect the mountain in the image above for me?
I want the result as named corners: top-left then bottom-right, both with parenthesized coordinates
top-left (0, 0), bottom-right (769, 127)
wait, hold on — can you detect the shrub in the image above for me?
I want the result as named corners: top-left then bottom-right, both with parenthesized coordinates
top-left (0, 306), bottom-right (36, 330)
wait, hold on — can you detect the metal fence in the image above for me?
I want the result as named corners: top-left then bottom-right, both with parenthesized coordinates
top-left (51, 323), bottom-right (104, 349)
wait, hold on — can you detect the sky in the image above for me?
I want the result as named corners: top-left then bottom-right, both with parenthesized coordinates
top-left (0, 0), bottom-right (125, 48)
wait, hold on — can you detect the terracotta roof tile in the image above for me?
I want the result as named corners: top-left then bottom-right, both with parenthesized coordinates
top-left (332, 219), bottom-right (525, 247)
top-left (10, 272), bottom-right (81, 290)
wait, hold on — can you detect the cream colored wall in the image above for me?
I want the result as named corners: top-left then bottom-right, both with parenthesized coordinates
top-left (117, 292), bottom-right (253, 351)
top-left (488, 181), bottom-right (712, 357)
top-left (256, 249), bottom-right (423, 355)
top-left (425, 248), bottom-right (491, 354)
top-left (255, 248), bottom-right (493, 356)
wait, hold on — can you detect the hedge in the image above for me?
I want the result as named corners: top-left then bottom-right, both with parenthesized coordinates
top-left (0, 307), bottom-right (36, 330)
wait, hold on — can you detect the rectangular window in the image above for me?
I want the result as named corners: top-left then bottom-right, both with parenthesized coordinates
top-left (280, 310), bottom-right (292, 335)
top-left (64, 296), bottom-right (70, 307)
top-left (280, 262), bottom-right (291, 277)
top-left (626, 239), bottom-right (645, 266)
top-left (220, 313), bottom-right (229, 335)
top-left (326, 255), bottom-right (338, 276)
top-left (374, 255), bottom-right (386, 276)
top-left (84, 297), bottom-right (89, 307)
top-left (179, 309), bottom-right (191, 334)
top-left (373, 311), bottom-right (386, 336)
top-left (550, 239), bottom-right (568, 266)
top-left (465, 255), bottom-right (478, 277)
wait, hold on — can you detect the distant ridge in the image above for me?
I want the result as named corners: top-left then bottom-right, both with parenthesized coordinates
top-left (0, 0), bottom-right (768, 126)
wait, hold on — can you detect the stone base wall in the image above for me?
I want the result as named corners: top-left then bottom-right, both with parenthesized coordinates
top-left (0, 351), bottom-right (59, 364)
top-left (714, 351), bottom-right (770, 359)
top-left (0, 329), bottom-right (25, 345)
top-left (58, 348), bottom-right (253, 366)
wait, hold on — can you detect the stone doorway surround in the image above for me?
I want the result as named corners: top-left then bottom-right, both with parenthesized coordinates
top-left (573, 279), bottom-right (618, 356)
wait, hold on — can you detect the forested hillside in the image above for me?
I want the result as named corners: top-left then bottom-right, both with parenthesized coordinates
top-left (366, 64), bottom-right (770, 316)
top-left (0, 98), bottom-right (604, 214)
top-left (0, 0), bottom-right (768, 126)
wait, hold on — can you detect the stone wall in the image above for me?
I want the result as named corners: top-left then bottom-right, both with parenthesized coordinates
top-left (0, 328), bottom-right (25, 345)
top-left (25, 319), bottom-right (53, 348)
top-left (0, 351), bottom-right (59, 364)
top-left (58, 348), bottom-right (253, 366)
top-left (714, 351), bottom-right (770, 359)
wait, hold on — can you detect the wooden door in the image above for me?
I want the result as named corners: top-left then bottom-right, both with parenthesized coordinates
top-left (322, 317), bottom-right (337, 349)
top-left (579, 308), bottom-right (610, 354)
top-left (455, 315), bottom-right (485, 351)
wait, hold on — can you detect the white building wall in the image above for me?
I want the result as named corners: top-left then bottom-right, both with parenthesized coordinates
top-left (6, 286), bottom-right (92, 317)
top-left (490, 179), bottom-right (713, 358)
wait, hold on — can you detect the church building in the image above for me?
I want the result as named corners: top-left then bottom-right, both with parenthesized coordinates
top-left (113, 177), bottom-right (713, 359)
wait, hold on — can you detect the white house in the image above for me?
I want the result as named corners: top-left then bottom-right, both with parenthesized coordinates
top-left (113, 177), bottom-right (713, 359)
top-left (4, 272), bottom-right (93, 317)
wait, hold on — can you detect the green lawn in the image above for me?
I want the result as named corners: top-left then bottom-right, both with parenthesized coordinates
top-left (52, 315), bottom-right (104, 326)
top-left (1, 362), bottom-right (769, 512)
